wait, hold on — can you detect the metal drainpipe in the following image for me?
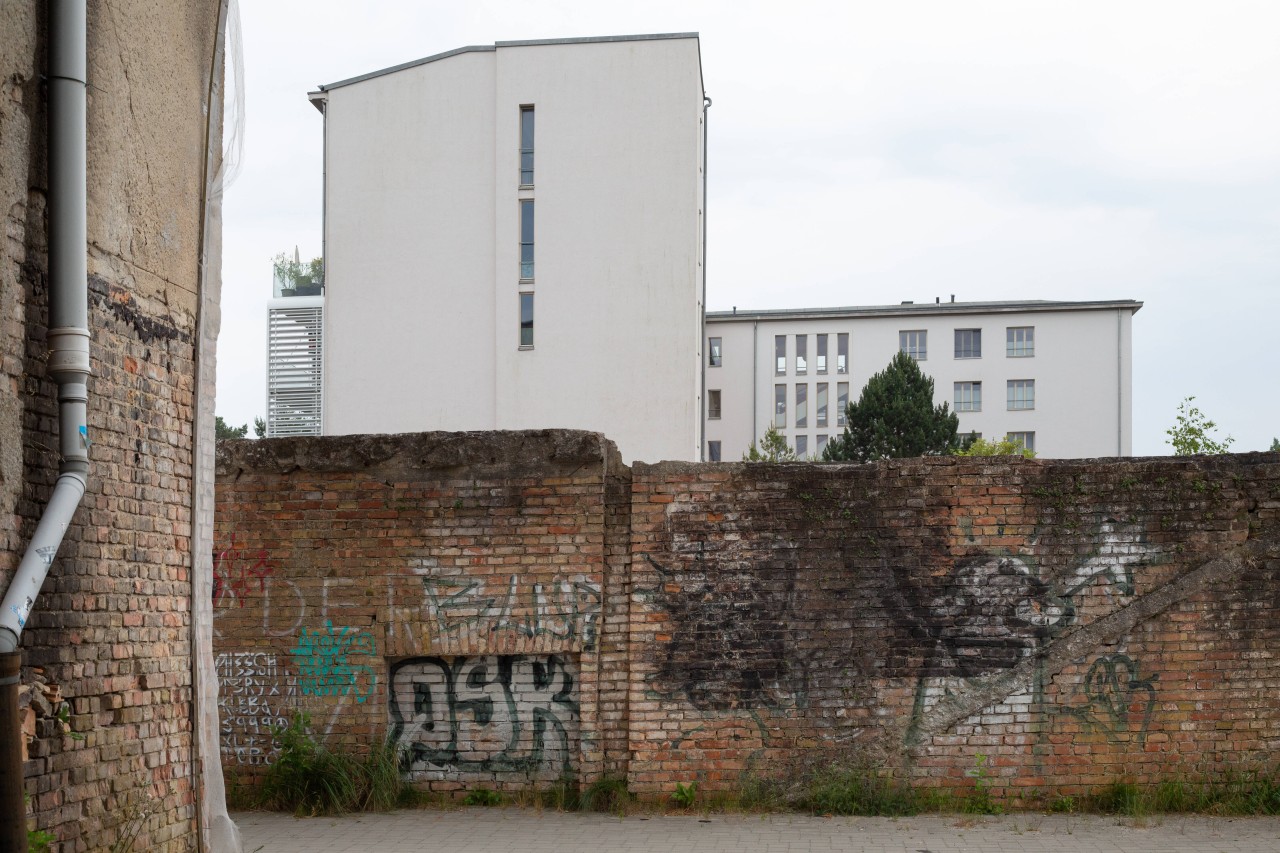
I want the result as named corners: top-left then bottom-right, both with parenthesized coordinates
top-left (699, 94), bottom-right (710, 461)
top-left (1, 2), bottom-right (90, 847)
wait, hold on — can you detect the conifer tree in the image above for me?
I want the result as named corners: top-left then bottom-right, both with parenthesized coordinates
top-left (823, 351), bottom-right (959, 462)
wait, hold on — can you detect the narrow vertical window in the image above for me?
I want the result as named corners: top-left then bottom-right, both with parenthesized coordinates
top-left (707, 389), bottom-right (721, 420)
top-left (796, 335), bottom-right (808, 374)
top-left (817, 434), bottom-right (828, 454)
top-left (519, 106), bottom-right (535, 185)
top-left (817, 334), bottom-right (828, 374)
top-left (837, 333), bottom-right (848, 374)
top-left (796, 384), bottom-right (808, 428)
top-left (837, 382), bottom-right (849, 426)
top-left (519, 293), bottom-right (534, 347)
top-left (816, 383), bottom-right (828, 427)
top-left (774, 384), bottom-right (786, 427)
top-left (708, 440), bottom-right (722, 462)
top-left (795, 435), bottom-right (808, 458)
top-left (775, 335), bottom-right (786, 375)
top-left (519, 200), bottom-right (535, 279)
top-left (708, 337), bottom-right (722, 367)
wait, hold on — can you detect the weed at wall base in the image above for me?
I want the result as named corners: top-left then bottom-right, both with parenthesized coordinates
top-left (257, 713), bottom-right (409, 816)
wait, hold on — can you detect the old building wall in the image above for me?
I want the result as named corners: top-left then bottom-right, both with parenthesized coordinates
top-left (627, 455), bottom-right (1279, 799)
top-left (214, 431), bottom-right (1280, 804)
top-left (1, 2), bottom-right (223, 849)
top-left (213, 431), bottom-right (623, 791)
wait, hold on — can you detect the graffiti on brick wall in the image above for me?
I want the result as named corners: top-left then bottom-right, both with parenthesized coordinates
top-left (389, 655), bottom-right (578, 779)
top-left (216, 652), bottom-right (298, 765)
top-left (213, 536), bottom-right (306, 639)
top-left (1058, 652), bottom-right (1158, 744)
top-left (641, 551), bottom-right (810, 713)
top-left (421, 571), bottom-right (601, 650)
top-left (213, 535), bottom-right (272, 606)
top-left (289, 621), bottom-right (377, 702)
top-left (905, 523), bottom-right (1159, 743)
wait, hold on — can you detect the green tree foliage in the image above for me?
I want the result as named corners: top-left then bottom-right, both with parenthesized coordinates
top-left (1270, 437), bottom-right (1279, 452)
top-left (955, 434), bottom-right (1036, 458)
top-left (742, 425), bottom-right (797, 462)
top-left (215, 415), bottom-right (249, 440)
top-left (254, 417), bottom-right (267, 438)
top-left (1165, 396), bottom-right (1234, 455)
top-left (823, 352), bottom-right (959, 462)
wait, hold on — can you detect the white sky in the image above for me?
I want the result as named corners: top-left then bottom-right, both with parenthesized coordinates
top-left (217, 0), bottom-right (1280, 455)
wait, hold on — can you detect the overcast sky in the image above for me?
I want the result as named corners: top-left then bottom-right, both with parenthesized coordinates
top-left (217, 0), bottom-right (1280, 456)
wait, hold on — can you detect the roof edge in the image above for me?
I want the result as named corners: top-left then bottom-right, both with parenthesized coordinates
top-left (706, 300), bottom-right (1145, 323)
top-left (318, 33), bottom-right (699, 93)
top-left (318, 44), bottom-right (496, 92)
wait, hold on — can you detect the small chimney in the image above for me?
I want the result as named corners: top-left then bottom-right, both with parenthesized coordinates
top-left (732, 306), bottom-right (737, 314)
top-left (951, 294), bottom-right (955, 303)
top-left (935, 297), bottom-right (940, 304)
top-left (901, 300), bottom-right (913, 305)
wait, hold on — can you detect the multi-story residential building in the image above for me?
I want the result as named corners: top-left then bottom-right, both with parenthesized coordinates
top-left (704, 299), bottom-right (1143, 461)
top-left (306, 34), bottom-right (707, 463)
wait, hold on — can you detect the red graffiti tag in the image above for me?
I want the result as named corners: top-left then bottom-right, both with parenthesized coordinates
top-left (213, 535), bottom-right (272, 607)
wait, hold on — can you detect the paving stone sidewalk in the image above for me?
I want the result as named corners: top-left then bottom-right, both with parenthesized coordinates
top-left (232, 809), bottom-right (1280, 853)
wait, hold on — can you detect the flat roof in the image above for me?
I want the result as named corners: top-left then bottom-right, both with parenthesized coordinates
top-left (316, 32), bottom-right (700, 93)
top-left (706, 299), bottom-right (1143, 323)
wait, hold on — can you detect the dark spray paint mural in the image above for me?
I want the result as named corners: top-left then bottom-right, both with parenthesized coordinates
top-left (389, 655), bottom-right (579, 782)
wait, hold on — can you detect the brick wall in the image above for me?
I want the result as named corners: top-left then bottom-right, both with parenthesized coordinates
top-left (215, 433), bottom-right (1280, 803)
top-left (214, 431), bottom-right (626, 791)
top-left (2, 3), bottom-right (223, 849)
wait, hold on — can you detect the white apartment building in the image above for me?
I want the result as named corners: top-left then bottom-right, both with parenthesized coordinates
top-left (703, 299), bottom-right (1142, 462)
top-left (306, 34), bottom-right (707, 463)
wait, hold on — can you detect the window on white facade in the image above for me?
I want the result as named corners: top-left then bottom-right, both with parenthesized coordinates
top-left (519, 293), bottom-right (534, 347)
top-left (837, 382), bottom-right (849, 427)
top-left (796, 384), bottom-right (808, 428)
top-left (817, 434), bottom-right (828, 454)
top-left (1007, 379), bottom-right (1035, 410)
top-left (899, 330), bottom-right (927, 360)
top-left (519, 200), bottom-right (535, 279)
top-left (817, 334), bottom-right (828, 374)
top-left (775, 335), bottom-right (786, 375)
top-left (519, 106), bottom-right (535, 185)
top-left (816, 383), bottom-right (828, 427)
top-left (796, 335), bottom-right (808, 374)
top-left (955, 328), bottom-right (981, 359)
top-left (774, 384), bottom-right (786, 427)
top-left (795, 434), bottom-right (808, 458)
top-left (1006, 431), bottom-right (1035, 452)
top-left (708, 440), bottom-right (722, 462)
top-left (1007, 326), bottom-right (1035, 357)
top-left (708, 337), bottom-right (722, 367)
top-left (837, 333), bottom-right (848, 373)
top-left (954, 381), bottom-right (982, 412)
top-left (707, 389), bottom-right (721, 420)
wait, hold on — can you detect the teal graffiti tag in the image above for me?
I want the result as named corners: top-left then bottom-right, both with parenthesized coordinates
top-left (289, 621), bottom-right (377, 702)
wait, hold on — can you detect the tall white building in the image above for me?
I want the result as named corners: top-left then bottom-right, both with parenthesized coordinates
top-left (703, 299), bottom-right (1143, 461)
top-left (307, 34), bottom-right (707, 463)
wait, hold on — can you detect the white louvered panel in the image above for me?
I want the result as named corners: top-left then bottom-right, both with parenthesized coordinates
top-left (267, 305), bottom-right (323, 436)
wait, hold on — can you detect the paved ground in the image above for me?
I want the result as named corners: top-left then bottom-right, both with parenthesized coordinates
top-left (232, 809), bottom-right (1280, 852)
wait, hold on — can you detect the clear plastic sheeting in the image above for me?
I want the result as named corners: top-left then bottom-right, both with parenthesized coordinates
top-left (196, 0), bottom-right (244, 849)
